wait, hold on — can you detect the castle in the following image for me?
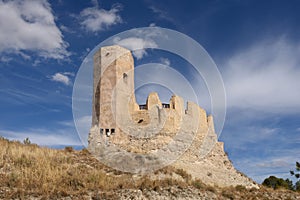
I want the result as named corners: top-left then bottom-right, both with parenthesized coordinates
top-left (88, 45), bottom-right (258, 188)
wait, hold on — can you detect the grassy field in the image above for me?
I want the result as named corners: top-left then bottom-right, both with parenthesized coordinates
top-left (0, 136), bottom-right (299, 199)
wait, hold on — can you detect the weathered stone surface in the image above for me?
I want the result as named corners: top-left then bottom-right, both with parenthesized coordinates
top-left (88, 45), bottom-right (259, 188)
top-left (147, 92), bottom-right (162, 110)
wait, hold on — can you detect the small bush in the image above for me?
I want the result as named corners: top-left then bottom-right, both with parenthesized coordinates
top-left (80, 148), bottom-right (90, 155)
top-left (262, 176), bottom-right (292, 190)
top-left (14, 154), bottom-right (33, 168)
top-left (206, 185), bottom-right (216, 193)
top-left (23, 137), bottom-right (31, 145)
top-left (175, 168), bottom-right (191, 181)
top-left (221, 190), bottom-right (235, 200)
top-left (192, 179), bottom-right (203, 189)
top-left (8, 172), bottom-right (20, 187)
top-left (296, 181), bottom-right (300, 191)
top-left (64, 146), bottom-right (74, 153)
top-left (235, 185), bottom-right (246, 191)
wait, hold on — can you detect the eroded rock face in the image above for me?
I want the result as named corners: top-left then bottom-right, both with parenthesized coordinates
top-left (88, 45), bottom-right (259, 188)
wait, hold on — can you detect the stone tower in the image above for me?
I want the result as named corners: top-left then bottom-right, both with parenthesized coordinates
top-left (92, 45), bottom-right (138, 136)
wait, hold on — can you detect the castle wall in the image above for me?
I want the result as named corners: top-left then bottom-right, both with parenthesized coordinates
top-left (90, 45), bottom-right (213, 145)
top-left (146, 92), bottom-right (162, 110)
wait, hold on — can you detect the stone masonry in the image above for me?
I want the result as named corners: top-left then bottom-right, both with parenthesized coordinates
top-left (88, 45), bottom-right (258, 188)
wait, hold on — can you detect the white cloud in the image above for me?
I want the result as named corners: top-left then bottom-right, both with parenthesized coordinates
top-left (149, 23), bottom-right (156, 27)
top-left (79, 3), bottom-right (122, 33)
top-left (51, 72), bottom-right (71, 85)
top-left (256, 159), bottom-right (289, 168)
top-left (60, 24), bottom-right (74, 33)
top-left (0, 0), bottom-right (69, 59)
top-left (111, 26), bottom-right (165, 59)
top-left (0, 56), bottom-right (12, 63)
top-left (235, 155), bottom-right (298, 183)
top-left (160, 57), bottom-right (170, 66)
top-left (62, 72), bottom-right (75, 76)
top-left (0, 128), bottom-right (82, 146)
top-left (113, 37), bottom-right (158, 59)
top-left (223, 38), bottom-right (300, 114)
top-left (149, 5), bottom-right (174, 23)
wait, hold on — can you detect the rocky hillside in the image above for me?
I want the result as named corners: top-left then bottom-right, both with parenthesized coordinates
top-left (0, 137), bottom-right (299, 199)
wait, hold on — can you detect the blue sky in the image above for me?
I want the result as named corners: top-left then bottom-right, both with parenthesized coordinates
top-left (1, 0), bottom-right (300, 183)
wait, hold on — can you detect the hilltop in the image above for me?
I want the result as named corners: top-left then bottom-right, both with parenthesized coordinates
top-left (89, 45), bottom-right (256, 188)
top-left (0, 137), bottom-right (299, 199)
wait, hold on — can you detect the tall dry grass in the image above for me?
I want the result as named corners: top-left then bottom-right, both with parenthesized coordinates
top-left (1, 136), bottom-right (298, 199)
top-left (0, 137), bottom-right (139, 197)
top-left (0, 137), bottom-right (191, 198)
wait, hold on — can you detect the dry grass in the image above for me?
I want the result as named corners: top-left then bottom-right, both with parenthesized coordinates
top-left (0, 137), bottom-right (137, 198)
top-left (0, 137), bottom-right (192, 198)
top-left (0, 136), bottom-right (299, 199)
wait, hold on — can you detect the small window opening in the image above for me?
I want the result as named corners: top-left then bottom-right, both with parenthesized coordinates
top-left (138, 119), bottom-right (143, 123)
top-left (105, 129), bottom-right (110, 136)
top-left (100, 128), bottom-right (103, 134)
top-left (162, 103), bottom-right (170, 108)
top-left (111, 129), bottom-right (115, 134)
top-left (105, 52), bottom-right (110, 56)
top-left (123, 73), bottom-right (128, 83)
top-left (139, 104), bottom-right (147, 110)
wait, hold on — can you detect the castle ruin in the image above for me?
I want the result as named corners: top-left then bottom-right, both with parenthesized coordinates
top-left (88, 45), bottom-right (258, 188)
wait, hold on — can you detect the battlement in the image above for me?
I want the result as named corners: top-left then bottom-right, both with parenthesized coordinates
top-left (90, 45), bottom-right (212, 138)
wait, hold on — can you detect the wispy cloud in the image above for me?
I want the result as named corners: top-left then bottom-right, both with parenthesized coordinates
top-left (0, 0), bottom-right (69, 59)
top-left (50, 72), bottom-right (73, 86)
top-left (0, 128), bottom-right (81, 146)
top-left (223, 37), bottom-right (300, 114)
top-left (0, 88), bottom-right (45, 105)
top-left (59, 24), bottom-right (74, 33)
top-left (0, 56), bottom-right (12, 63)
top-left (149, 5), bottom-right (174, 23)
top-left (234, 154), bottom-right (299, 183)
top-left (112, 26), bottom-right (166, 59)
top-left (256, 159), bottom-right (290, 168)
top-left (160, 57), bottom-right (170, 66)
top-left (149, 23), bottom-right (156, 27)
top-left (79, 2), bottom-right (122, 33)
top-left (113, 37), bottom-right (157, 59)
top-left (221, 107), bottom-right (300, 183)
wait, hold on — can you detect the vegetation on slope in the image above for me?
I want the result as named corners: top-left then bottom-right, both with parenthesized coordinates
top-left (262, 162), bottom-right (300, 191)
top-left (0, 136), bottom-right (299, 199)
top-left (0, 136), bottom-right (198, 198)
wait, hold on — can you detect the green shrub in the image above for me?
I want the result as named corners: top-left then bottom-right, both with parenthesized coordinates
top-left (262, 176), bottom-right (292, 190)
top-left (23, 137), bottom-right (31, 145)
top-left (221, 190), bottom-right (235, 200)
top-left (192, 179), bottom-right (203, 189)
top-left (64, 146), bottom-right (74, 153)
top-left (235, 185), bottom-right (246, 191)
